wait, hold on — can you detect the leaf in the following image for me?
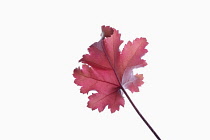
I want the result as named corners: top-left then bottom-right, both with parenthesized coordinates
top-left (73, 26), bottom-right (148, 113)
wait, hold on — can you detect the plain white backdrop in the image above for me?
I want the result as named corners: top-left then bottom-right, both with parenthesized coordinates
top-left (0, 0), bottom-right (210, 139)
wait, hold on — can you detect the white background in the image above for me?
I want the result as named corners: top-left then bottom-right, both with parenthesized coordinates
top-left (0, 0), bottom-right (210, 140)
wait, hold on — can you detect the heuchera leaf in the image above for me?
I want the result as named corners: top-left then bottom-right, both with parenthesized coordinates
top-left (73, 26), bottom-right (148, 113)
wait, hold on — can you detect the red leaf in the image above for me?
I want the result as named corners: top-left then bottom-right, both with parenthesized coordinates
top-left (73, 26), bottom-right (148, 113)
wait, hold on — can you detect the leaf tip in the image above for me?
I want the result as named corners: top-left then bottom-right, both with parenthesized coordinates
top-left (101, 25), bottom-right (114, 38)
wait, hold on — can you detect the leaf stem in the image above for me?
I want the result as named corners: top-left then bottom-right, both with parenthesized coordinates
top-left (121, 87), bottom-right (161, 140)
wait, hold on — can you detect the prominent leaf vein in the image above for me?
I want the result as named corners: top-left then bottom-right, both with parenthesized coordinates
top-left (79, 72), bottom-right (119, 87)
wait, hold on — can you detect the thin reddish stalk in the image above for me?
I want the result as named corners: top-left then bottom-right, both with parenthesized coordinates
top-left (121, 87), bottom-right (161, 140)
